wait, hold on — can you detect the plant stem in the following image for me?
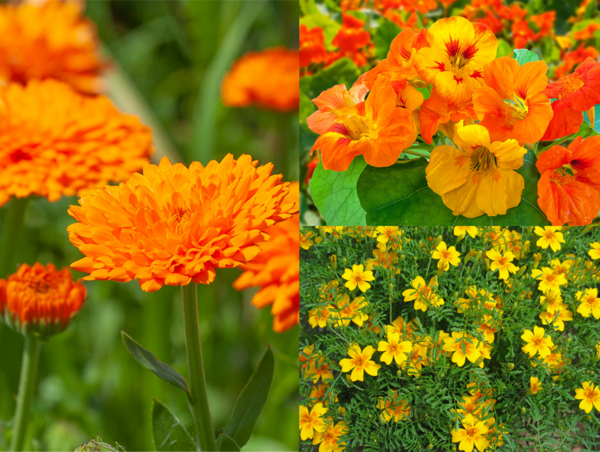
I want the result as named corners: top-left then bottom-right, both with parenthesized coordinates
top-left (0, 197), bottom-right (30, 278)
top-left (9, 335), bottom-right (41, 452)
top-left (403, 149), bottom-right (431, 159)
top-left (181, 284), bottom-right (216, 452)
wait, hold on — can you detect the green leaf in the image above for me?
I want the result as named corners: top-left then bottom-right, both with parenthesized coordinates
top-left (311, 159), bottom-right (368, 226)
top-left (299, 14), bottom-right (342, 50)
top-left (513, 49), bottom-right (540, 65)
top-left (300, 58), bottom-right (361, 100)
top-left (151, 400), bottom-right (197, 452)
top-left (216, 432), bottom-right (241, 451)
top-left (223, 346), bottom-right (274, 448)
top-left (583, 104), bottom-right (600, 134)
top-left (496, 38), bottom-right (513, 58)
top-left (357, 150), bottom-right (549, 225)
top-left (121, 331), bottom-right (190, 395)
top-left (300, 90), bottom-right (317, 129)
top-left (373, 20), bottom-right (401, 60)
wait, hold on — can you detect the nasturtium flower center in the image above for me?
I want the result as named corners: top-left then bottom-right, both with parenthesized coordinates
top-left (339, 114), bottom-right (375, 140)
top-left (470, 146), bottom-right (497, 173)
top-left (504, 95), bottom-right (529, 121)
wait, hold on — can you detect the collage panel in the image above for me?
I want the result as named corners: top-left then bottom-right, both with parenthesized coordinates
top-left (300, 226), bottom-right (600, 451)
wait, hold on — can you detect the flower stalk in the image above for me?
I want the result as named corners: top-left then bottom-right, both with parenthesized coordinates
top-left (9, 334), bottom-right (41, 452)
top-left (181, 283), bottom-right (217, 452)
top-left (0, 197), bottom-right (30, 278)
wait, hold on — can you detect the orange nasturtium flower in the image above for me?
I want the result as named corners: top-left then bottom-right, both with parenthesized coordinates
top-left (521, 326), bottom-right (554, 358)
top-left (0, 79), bottom-right (153, 207)
top-left (536, 136), bottom-right (600, 226)
top-left (342, 265), bottom-right (375, 292)
top-left (233, 183), bottom-right (299, 333)
top-left (426, 122), bottom-right (527, 218)
top-left (300, 24), bottom-right (327, 68)
top-left (306, 83), bottom-right (368, 135)
top-left (0, 263), bottom-right (86, 336)
top-left (67, 155), bottom-right (297, 292)
top-left (221, 47), bottom-right (299, 112)
top-left (331, 14), bottom-right (372, 67)
top-left (0, 0), bottom-right (105, 93)
top-left (530, 377), bottom-right (543, 394)
top-left (541, 58), bottom-right (600, 141)
top-left (310, 75), bottom-right (414, 171)
top-left (574, 381), bottom-right (600, 413)
top-left (299, 403), bottom-right (327, 440)
top-left (414, 16), bottom-right (498, 105)
top-left (473, 57), bottom-right (553, 144)
top-left (450, 413), bottom-right (490, 452)
top-left (339, 344), bottom-right (381, 381)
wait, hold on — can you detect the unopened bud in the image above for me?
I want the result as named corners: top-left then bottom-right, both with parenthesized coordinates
top-left (594, 355), bottom-right (600, 363)
top-left (326, 318), bottom-right (333, 328)
top-left (526, 226), bottom-right (534, 234)
top-left (507, 363), bottom-right (514, 371)
top-left (473, 250), bottom-right (483, 263)
top-left (516, 265), bottom-right (527, 278)
top-left (389, 283), bottom-right (394, 293)
top-left (330, 254), bottom-right (337, 270)
top-left (533, 253), bottom-right (542, 268)
top-left (400, 253), bottom-right (405, 261)
top-left (521, 407), bottom-right (527, 415)
top-left (342, 257), bottom-right (347, 266)
top-left (418, 240), bottom-right (424, 248)
top-left (345, 374), bottom-right (352, 383)
top-left (427, 444), bottom-right (434, 450)
top-left (433, 235), bottom-right (443, 249)
top-left (397, 370), bottom-right (402, 377)
top-left (319, 227), bottom-right (327, 240)
top-left (464, 250), bottom-right (476, 263)
top-left (541, 301), bottom-right (550, 311)
top-left (473, 356), bottom-right (484, 367)
top-left (75, 437), bottom-right (120, 452)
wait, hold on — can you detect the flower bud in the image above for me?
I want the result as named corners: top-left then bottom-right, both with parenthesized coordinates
top-left (326, 318), bottom-right (333, 328)
top-left (342, 257), bottom-right (347, 266)
top-left (507, 363), bottom-right (514, 371)
top-left (427, 444), bottom-right (434, 450)
top-left (397, 370), bottom-right (402, 377)
top-left (521, 407), bottom-right (527, 415)
top-left (389, 283), bottom-right (394, 293)
top-left (516, 265), bottom-right (527, 278)
top-left (345, 374), bottom-right (352, 383)
top-left (473, 250), bottom-right (483, 263)
top-left (75, 437), bottom-right (120, 452)
top-left (330, 254), bottom-right (337, 270)
top-left (525, 226), bottom-right (534, 234)
top-left (464, 250), bottom-right (476, 263)
top-left (433, 235), bottom-right (443, 249)
top-left (533, 253), bottom-right (542, 268)
top-left (399, 253), bottom-right (405, 261)
top-left (319, 227), bottom-right (327, 240)
top-left (594, 355), bottom-right (600, 363)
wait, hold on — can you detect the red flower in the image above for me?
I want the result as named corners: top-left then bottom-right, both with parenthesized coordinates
top-left (537, 136), bottom-right (600, 225)
top-left (300, 25), bottom-right (327, 68)
top-left (331, 14), bottom-right (372, 67)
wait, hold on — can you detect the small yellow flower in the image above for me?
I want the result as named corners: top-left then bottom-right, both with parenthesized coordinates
top-left (576, 288), bottom-right (600, 319)
top-left (339, 344), bottom-right (381, 381)
top-left (534, 226), bottom-right (565, 252)
top-left (330, 294), bottom-right (369, 327)
top-left (531, 267), bottom-right (567, 294)
top-left (451, 413), bottom-right (490, 452)
top-left (432, 241), bottom-right (461, 271)
top-left (539, 303), bottom-right (573, 331)
top-left (402, 276), bottom-right (444, 311)
top-left (342, 264), bottom-right (375, 292)
top-left (596, 342), bottom-right (600, 356)
top-left (299, 403), bottom-right (327, 440)
top-left (521, 326), bottom-right (554, 358)
top-left (376, 226), bottom-right (401, 244)
top-left (308, 306), bottom-right (331, 329)
top-left (530, 377), bottom-right (543, 394)
top-left (377, 331), bottom-right (412, 366)
top-left (454, 226), bottom-right (479, 239)
top-left (377, 391), bottom-right (410, 423)
top-left (312, 420), bottom-right (347, 452)
top-left (574, 381), bottom-right (600, 413)
top-left (442, 332), bottom-right (483, 367)
top-left (589, 242), bottom-right (600, 260)
top-left (486, 250), bottom-right (518, 280)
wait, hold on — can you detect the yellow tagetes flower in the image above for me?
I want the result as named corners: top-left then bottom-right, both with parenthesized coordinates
top-left (377, 391), bottom-right (410, 423)
top-left (486, 250), bottom-right (518, 280)
top-left (521, 326), bottom-right (554, 358)
top-left (377, 331), bottom-right (412, 366)
top-left (312, 421), bottom-right (347, 452)
top-left (342, 265), bottom-right (375, 292)
top-left (308, 306), bottom-right (331, 329)
top-left (376, 226), bottom-right (401, 244)
top-left (426, 122), bottom-right (526, 218)
top-left (299, 403), bottom-right (327, 440)
top-left (402, 276), bottom-right (444, 311)
top-left (442, 332), bottom-right (482, 367)
top-left (339, 344), bottom-right (380, 381)
top-left (432, 241), bottom-right (461, 271)
top-left (454, 226), bottom-right (479, 239)
top-left (534, 227), bottom-right (565, 252)
top-left (539, 303), bottom-right (573, 331)
top-left (331, 294), bottom-right (368, 327)
top-left (450, 413), bottom-right (490, 452)
top-left (531, 268), bottom-right (567, 294)
top-left (530, 377), bottom-right (543, 394)
top-left (574, 381), bottom-right (600, 413)
top-left (589, 243), bottom-right (600, 260)
top-left (308, 356), bottom-right (334, 383)
top-left (576, 288), bottom-right (600, 319)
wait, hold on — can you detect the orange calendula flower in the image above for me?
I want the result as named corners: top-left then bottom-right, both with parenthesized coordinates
top-left (442, 331), bottom-right (483, 367)
top-left (426, 122), bottom-right (527, 218)
top-left (311, 75), bottom-right (414, 171)
top-left (402, 276), bottom-right (444, 311)
top-left (536, 136), bottom-right (600, 226)
top-left (530, 377), bottom-right (543, 394)
top-left (414, 16), bottom-right (498, 105)
top-left (0, 79), bottom-right (153, 207)
top-left (233, 183), bottom-right (299, 333)
top-left (221, 47), bottom-right (299, 112)
top-left (339, 344), bottom-right (381, 381)
top-left (541, 58), bottom-right (600, 141)
top-left (299, 403), bottom-right (327, 440)
top-left (342, 265), bottom-right (375, 292)
top-left (576, 288), bottom-right (600, 319)
top-left (312, 420), bottom-right (347, 452)
top-left (521, 326), bottom-right (554, 358)
top-left (531, 267), bottom-right (567, 293)
top-left (574, 381), bottom-right (600, 413)
top-left (534, 226), bottom-right (565, 251)
top-left (473, 57), bottom-right (553, 144)
top-left (0, 263), bottom-right (86, 336)
top-left (307, 83), bottom-right (368, 135)
top-left (451, 413), bottom-right (490, 452)
top-left (67, 155), bottom-right (297, 292)
top-left (486, 250), bottom-right (518, 280)
top-left (300, 24), bottom-right (327, 69)
top-left (377, 331), bottom-right (412, 366)
top-left (0, 0), bottom-right (105, 93)
top-left (432, 241), bottom-right (461, 271)
top-left (377, 391), bottom-right (410, 423)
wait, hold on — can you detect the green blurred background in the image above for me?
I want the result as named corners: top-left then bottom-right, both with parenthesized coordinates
top-left (0, 1), bottom-right (299, 451)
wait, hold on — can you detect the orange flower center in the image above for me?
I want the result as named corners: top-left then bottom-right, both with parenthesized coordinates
top-left (354, 355), bottom-right (365, 367)
top-left (531, 335), bottom-right (544, 347)
top-left (470, 146), bottom-right (497, 173)
top-left (339, 114), bottom-right (373, 140)
top-left (504, 96), bottom-right (529, 121)
top-left (353, 274), bottom-right (364, 283)
top-left (550, 166), bottom-right (577, 185)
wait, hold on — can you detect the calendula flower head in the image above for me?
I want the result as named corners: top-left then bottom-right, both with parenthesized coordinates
top-left (339, 344), bottom-right (380, 381)
top-left (589, 243), bottom-right (600, 260)
top-left (67, 154), bottom-right (297, 292)
top-left (473, 57), bottom-right (552, 144)
top-left (486, 250), bottom-right (518, 280)
top-left (0, 263), bottom-right (85, 337)
top-left (442, 331), bottom-right (483, 367)
top-left (535, 226), bottom-right (565, 251)
top-left (377, 391), bottom-right (410, 423)
top-left (432, 241), bottom-right (461, 271)
top-left (342, 264), bottom-right (375, 292)
top-left (521, 326), bottom-right (554, 358)
top-left (299, 403), bottom-right (327, 440)
top-left (402, 276), bottom-right (444, 311)
top-left (536, 136), bottom-right (600, 226)
top-left (233, 183), bottom-right (299, 333)
top-left (221, 47), bottom-right (299, 112)
top-left (574, 381), bottom-right (600, 413)
top-left (0, 0), bottom-right (105, 94)
top-left (312, 420), bottom-right (347, 452)
top-left (531, 267), bottom-right (567, 294)
top-left (576, 288), bottom-right (600, 319)
top-left (0, 79), bottom-right (153, 207)
top-left (377, 331), bottom-right (412, 366)
top-left (426, 122), bottom-right (527, 218)
top-left (450, 413), bottom-right (490, 452)
top-left (414, 16), bottom-right (498, 105)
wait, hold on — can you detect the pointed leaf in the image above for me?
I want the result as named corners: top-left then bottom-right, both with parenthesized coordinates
top-left (311, 159), bottom-right (368, 226)
top-left (223, 346), bottom-right (274, 448)
top-left (513, 49), bottom-right (540, 65)
top-left (121, 331), bottom-right (189, 394)
top-left (151, 399), bottom-right (197, 452)
top-left (216, 432), bottom-right (241, 451)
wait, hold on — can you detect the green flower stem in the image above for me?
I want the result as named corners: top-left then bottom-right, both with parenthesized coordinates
top-left (0, 197), bottom-right (30, 278)
top-left (181, 284), bottom-right (217, 452)
top-left (402, 149), bottom-right (431, 159)
top-left (9, 334), bottom-right (41, 452)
